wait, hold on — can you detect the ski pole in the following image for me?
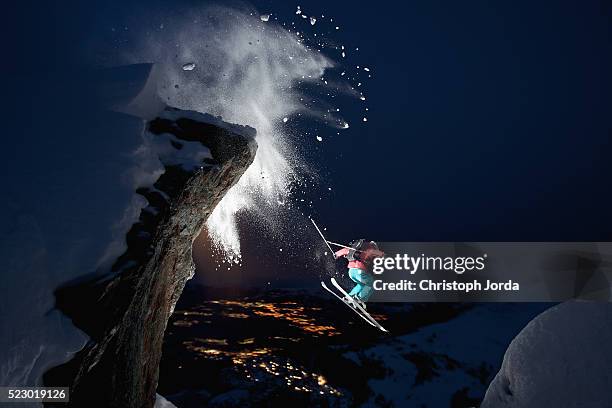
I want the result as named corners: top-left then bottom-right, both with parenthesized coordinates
top-left (310, 218), bottom-right (335, 256)
top-left (326, 240), bottom-right (362, 252)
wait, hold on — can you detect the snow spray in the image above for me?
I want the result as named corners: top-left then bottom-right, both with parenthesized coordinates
top-left (124, 4), bottom-right (369, 264)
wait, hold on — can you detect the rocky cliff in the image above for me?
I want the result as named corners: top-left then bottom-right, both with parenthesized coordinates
top-left (45, 107), bottom-right (257, 408)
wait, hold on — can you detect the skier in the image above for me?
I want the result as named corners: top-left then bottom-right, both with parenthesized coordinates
top-left (311, 218), bottom-right (389, 331)
top-left (334, 240), bottom-right (384, 309)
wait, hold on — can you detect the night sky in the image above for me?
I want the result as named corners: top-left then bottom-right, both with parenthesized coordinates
top-left (298, 0), bottom-right (612, 242)
top-left (4, 0), bottom-right (612, 287)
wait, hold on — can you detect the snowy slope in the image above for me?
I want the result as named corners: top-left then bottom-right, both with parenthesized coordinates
top-left (0, 69), bottom-right (151, 393)
top-left (343, 303), bottom-right (550, 407)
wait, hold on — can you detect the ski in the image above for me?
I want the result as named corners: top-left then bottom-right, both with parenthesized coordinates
top-left (330, 277), bottom-right (389, 333)
top-left (321, 281), bottom-right (378, 328)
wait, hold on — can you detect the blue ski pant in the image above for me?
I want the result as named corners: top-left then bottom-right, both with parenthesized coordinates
top-left (348, 268), bottom-right (374, 302)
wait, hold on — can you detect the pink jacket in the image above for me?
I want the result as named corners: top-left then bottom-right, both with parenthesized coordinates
top-left (335, 244), bottom-right (384, 271)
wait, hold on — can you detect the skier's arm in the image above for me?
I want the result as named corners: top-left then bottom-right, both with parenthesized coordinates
top-left (334, 248), bottom-right (349, 259)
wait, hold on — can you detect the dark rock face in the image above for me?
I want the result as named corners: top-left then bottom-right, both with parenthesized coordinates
top-left (45, 108), bottom-right (256, 408)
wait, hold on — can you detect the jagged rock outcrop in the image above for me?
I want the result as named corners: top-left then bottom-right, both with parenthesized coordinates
top-left (45, 107), bottom-right (256, 408)
top-left (481, 301), bottom-right (612, 407)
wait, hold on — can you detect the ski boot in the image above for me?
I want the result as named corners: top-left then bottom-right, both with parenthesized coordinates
top-left (354, 297), bottom-right (367, 310)
top-left (343, 295), bottom-right (357, 308)
top-left (344, 295), bottom-right (366, 310)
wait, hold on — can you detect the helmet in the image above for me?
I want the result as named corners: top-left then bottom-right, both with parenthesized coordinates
top-left (347, 239), bottom-right (365, 261)
top-left (349, 239), bottom-right (366, 250)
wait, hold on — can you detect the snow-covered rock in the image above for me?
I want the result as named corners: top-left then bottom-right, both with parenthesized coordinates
top-left (481, 301), bottom-right (612, 407)
top-left (154, 393), bottom-right (178, 408)
top-left (43, 105), bottom-right (257, 408)
top-left (181, 62), bottom-right (196, 71)
top-left (0, 63), bottom-right (256, 408)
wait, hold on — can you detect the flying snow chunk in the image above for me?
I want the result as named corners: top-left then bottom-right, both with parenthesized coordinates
top-left (360, 96), bottom-right (366, 101)
top-left (182, 62), bottom-right (196, 71)
top-left (364, 67), bottom-right (370, 72)
top-left (363, 117), bottom-right (368, 122)
top-left (310, 17), bottom-right (317, 25)
top-left (296, 6), bottom-right (302, 14)
top-left (316, 136), bottom-right (323, 142)
top-left (282, 117), bottom-right (288, 123)
top-left (260, 14), bottom-right (270, 22)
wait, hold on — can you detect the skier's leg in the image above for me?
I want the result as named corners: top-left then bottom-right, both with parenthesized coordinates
top-left (357, 272), bottom-right (374, 302)
top-left (354, 270), bottom-right (374, 302)
top-left (348, 268), bottom-right (363, 297)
